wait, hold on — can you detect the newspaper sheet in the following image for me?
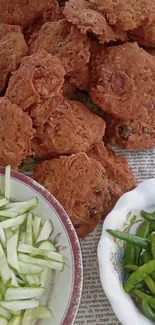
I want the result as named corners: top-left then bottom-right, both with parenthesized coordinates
top-left (74, 148), bottom-right (155, 325)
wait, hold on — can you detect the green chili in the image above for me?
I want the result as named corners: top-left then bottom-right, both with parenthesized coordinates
top-left (135, 221), bottom-right (150, 264)
top-left (151, 232), bottom-right (155, 259)
top-left (141, 210), bottom-right (155, 222)
top-left (107, 229), bottom-right (151, 250)
top-left (125, 264), bottom-right (155, 294)
top-left (124, 260), bottom-right (155, 292)
top-left (133, 290), bottom-right (155, 309)
top-left (142, 300), bottom-right (155, 321)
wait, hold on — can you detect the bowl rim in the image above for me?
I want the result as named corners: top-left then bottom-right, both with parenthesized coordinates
top-left (98, 179), bottom-right (155, 325)
top-left (0, 166), bottom-right (83, 325)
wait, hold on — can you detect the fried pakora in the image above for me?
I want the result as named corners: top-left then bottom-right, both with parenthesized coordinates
top-left (105, 116), bottom-right (155, 151)
top-left (0, 97), bottom-right (34, 168)
top-left (0, 24), bottom-right (28, 93)
top-left (33, 153), bottom-right (110, 238)
top-left (83, 0), bottom-right (155, 31)
top-left (90, 42), bottom-right (155, 120)
top-left (31, 99), bottom-right (106, 157)
top-left (6, 50), bottom-right (65, 111)
top-left (29, 19), bottom-right (91, 89)
top-left (64, 0), bottom-right (127, 44)
top-left (0, 0), bottom-right (59, 28)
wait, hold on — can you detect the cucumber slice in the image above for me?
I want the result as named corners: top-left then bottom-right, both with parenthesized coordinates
top-left (7, 232), bottom-right (19, 272)
top-left (10, 272), bottom-right (18, 288)
top-left (18, 244), bottom-right (64, 263)
top-left (25, 213), bottom-right (33, 246)
top-left (18, 253), bottom-right (64, 271)
top-left (19, 261), bottom-right (43, 275)
top-left (5, 288), bottom-right (44, 301)
top-left (0, 224), bottom-right (6, 248)
top-left (40, 269), bottom-right (49, 288)
top-left (8, 315), bottom-right (21, 325)
top-left (33, 216), bottom-right (41, 243)
top-left (0, 244), bottom-right (12, 284)
top-left (39, 240), bottom-right (56, 252)
top-left (0, 281), bottom-right (6, 299)
top-left (19, 232), bottom-right (26, 244)
top-left (6, 198), bottom-right (38, 213)
top-left (36, 220), bottom-right (53, 243)
top-left (0, 306), bottom-right (11, 320)
top-left (5, 229), bottom-right (13, 240)
top-left (0, 214), bottom-right (26, 229)
top-left (23, 305), bottom-right (53, 324)
top-left (0, 316), bottom-right (8, 325)
top-left (0, 199), bottom-right (9, 208)
top-left (5, 165), bottom-right (11, 200)
top-left (0, 299), bottom-right (39, 311)
top-left (0, 198), bottom-right (38, 218)
top-left (26, 275), bottom-right (36, 287)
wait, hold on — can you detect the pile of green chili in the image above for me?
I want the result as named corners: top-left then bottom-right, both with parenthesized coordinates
top-left (107, 210), bottom-right (155, 322)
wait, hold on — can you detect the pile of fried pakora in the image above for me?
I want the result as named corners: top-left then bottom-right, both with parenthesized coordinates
top-left (1, 0), bottom-right (155, 237)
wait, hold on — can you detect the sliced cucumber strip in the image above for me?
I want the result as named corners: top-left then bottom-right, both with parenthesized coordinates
top-left (8, 314), bottom-right (21, 325)
top-left (36, 220), bottom-right (53, 243)
top-left (19, 231), bottom-right (26, 244)
top-left (25, 213), bottom-right (33, 246)
top-left (18, 253), bottom-right (64, 271)
top-left (39, 240), bottom-right (56, 252)
top-left (10, 271), bottom-right (18, 288)
top-left (0, 198), bottom-right (38, 218)
top-left (7, 232), bottom-right (19, 272)
top-left (5, 230), bottom-right (13, 240)
top-left (5, 287), bottom-right (44, 301)
top-left (0, 316), bottom-right (8, 325)
top-left (0, 299), bottom-right (39, 311)
top-left (19, 261), bottom-right (43, 275)
top-left (0, 244), bottom-right (12, 284)
top-left (0, 214), bottom-right (26, 229)
top-left (0, 199), bottom-right (9, 208)
top-left (5, 165), bottom-right (11, 200)
top-left (0, 224), bottom-right (6, 248)
top-left (23, 305), bottom-right (53, 324)
top-left (18, 243), bottom-right (64, 263)
top-left (0, 306), bottom-right (11, 320)
top-left (33, 215), bottom-right (41, 243)
top-left (40, 269), bottom-right (49, 288)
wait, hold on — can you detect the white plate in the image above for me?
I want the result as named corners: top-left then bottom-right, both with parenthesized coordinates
top-left (98, 179), bottom-right (155, 325)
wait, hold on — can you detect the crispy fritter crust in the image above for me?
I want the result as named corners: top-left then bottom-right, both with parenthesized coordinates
top-left (85, 0), bottom-right (155, 31)
top-left (64, 0), bottom-right (127, 43)
top-left (0, 24), bottom-right (28, 93)
top-left (6, 50), bottom-right (65, 111)
top-left (29, 19), bottom-right (91, 90)
top-left (0, 98), bottom-right (34, 168)
top-left (105, 116), bottom-right (155, 151)
top-left (33, 153), bottom-right (110, 238)
top-left (90, 42), bottom-right (155, 120)
top-left (0, 0), bottom-right (59, 28)
top-left (32, 99), bottom-right (106, 157)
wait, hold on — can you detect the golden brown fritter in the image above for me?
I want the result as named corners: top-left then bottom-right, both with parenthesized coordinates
top-left (33, 153), bottom-right (110, 238)
top-left (31, 99), bottom-right (106, 158)
top-left (64, 0), bottom-right (127, 44)
top-left (0, 97), bottom-right (34, 168)
top-left (0, 24), bottom-right (28, 93)
top-left (6, 50), bottom-right (65, 111)
top-left (0, 0), bottom-right (59, 28)
top-left (90, 42), bottom-right (155, 120)
top-left (29, 19), bottom-right (91, 90)
top-left (88, 142), bottom-right (135, 215)
top-left (88, 142), bottom-right (135, 192)
top-left (105, 116), bottom-right (155, 151)
top-left (129, 24), bottom-right (155, 48)
top-left (84, 0), bottom-right (155, 31)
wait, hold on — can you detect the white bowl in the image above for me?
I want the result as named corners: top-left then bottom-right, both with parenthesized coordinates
top-left (0, 167), bottom-right (83, 325)
top-left (98, 179), bottom-right (155, 325)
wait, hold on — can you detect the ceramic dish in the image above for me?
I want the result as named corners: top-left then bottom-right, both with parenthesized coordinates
top-left (98, 179), bottom-right (155, 325)
top-left (0, 166), bottom-right (83, 325)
